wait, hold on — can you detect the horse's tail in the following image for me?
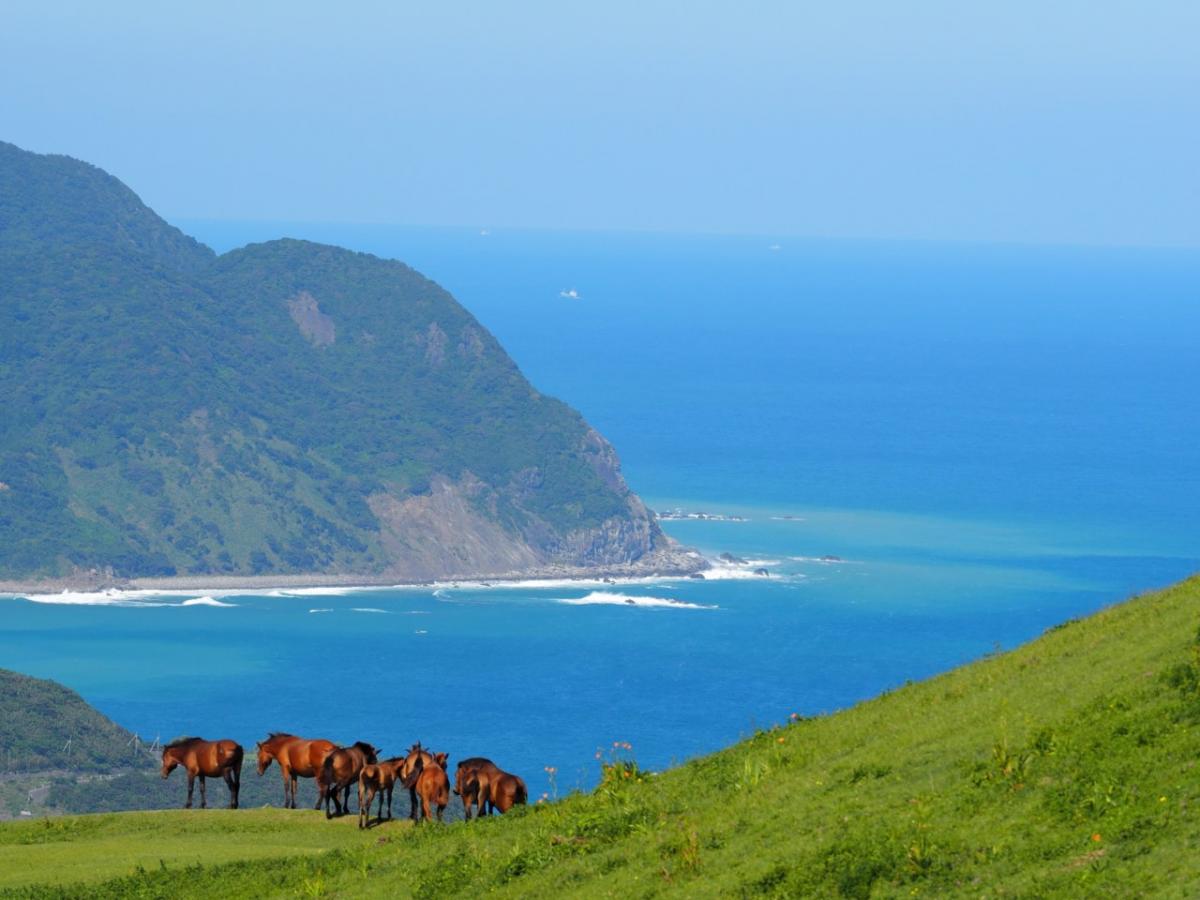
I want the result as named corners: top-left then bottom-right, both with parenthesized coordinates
top-left (320, 751), bottom-right (336, 788)
top-left (231, 743), bottom-right (244, 782)
top-left (513, 776), bottom-right (527, 806)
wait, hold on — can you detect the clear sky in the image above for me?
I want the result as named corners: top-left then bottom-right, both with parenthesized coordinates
top-left (2, 1), bottom-right (1197, 245)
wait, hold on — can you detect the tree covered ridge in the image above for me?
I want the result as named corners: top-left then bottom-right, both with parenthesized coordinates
top-left (0, 141), bottom-right (664, 579)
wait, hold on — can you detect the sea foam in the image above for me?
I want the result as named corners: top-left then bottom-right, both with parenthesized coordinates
top-left (555, 591), bottom-right (715, 610)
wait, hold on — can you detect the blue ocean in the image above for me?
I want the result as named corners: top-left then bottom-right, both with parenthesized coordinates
top-left (3, 226), bottom-right (1199, 799)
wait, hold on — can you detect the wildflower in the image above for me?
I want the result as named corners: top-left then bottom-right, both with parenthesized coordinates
top-left (1159, 796), bottom-right (1167, 803)
top-left (1091, 833), bottom-right (1102, 842)
top-left (777, 737), bottom-right (785, 744)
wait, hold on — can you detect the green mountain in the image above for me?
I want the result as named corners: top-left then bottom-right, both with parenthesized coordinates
top-left (3, 576), bottom-right (1199, 896)
top-left (0, 141), bottom-right (692, 582)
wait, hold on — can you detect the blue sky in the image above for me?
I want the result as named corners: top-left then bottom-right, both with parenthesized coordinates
top-left (2, 1), bottom-right (1197, 245)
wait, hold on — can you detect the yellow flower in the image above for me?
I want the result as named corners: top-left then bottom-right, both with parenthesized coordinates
top-left (1091, 833), bottom-right (1102, 842)
top-left (1159, 796), bottom-right (1167, 803)
top-left (777, 737), bottom-right (785, 744)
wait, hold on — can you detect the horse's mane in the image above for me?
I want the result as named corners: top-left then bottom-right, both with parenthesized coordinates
top-left (351, 741), bottom-right (375, 752)
top-left (164, 736), bottom-right (201, 749)
top-left (266, 732), bottom-right (295, 740)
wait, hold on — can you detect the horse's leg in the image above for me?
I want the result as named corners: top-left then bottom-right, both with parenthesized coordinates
top-left (437, 803), bottom-right (444, 823)
top-left (358, 783), bottom-right (367, 829)
top-left (409, 786), bottom-right (419, 821)
top-left (199, 774), bottom-right (207, 809)
top-left (386, 786), bottom-right (393, 820)
top-left (185, 772), bottom-right (195, 809)
top-left (343, 783), bottom-right (351, 816)
top-left (224, 769), bottom-right (236, 809)
top-left (291, 775), bottom-right (299, 809)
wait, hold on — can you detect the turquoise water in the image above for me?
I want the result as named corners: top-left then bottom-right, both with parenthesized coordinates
top-left (3, 227), bottom-right (1198, 798)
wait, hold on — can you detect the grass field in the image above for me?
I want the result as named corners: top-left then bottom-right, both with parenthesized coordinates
top-left (4, 575), bottom-right (1200, 898)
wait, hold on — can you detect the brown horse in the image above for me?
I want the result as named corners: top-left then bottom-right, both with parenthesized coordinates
top-left (454, 757), bottom-right (502, 820)
top-left (400, 742), bottom-right (437, 821)
top-left (485, 770), bottom-right (528, 814)
top-left (255, 733), bottom-right (338, 809)
top-left (161, 737), bottom-right (243, 809)
top-left (357, 757), bottom-right (405, 828)
top-left (403, 750), bottom-right (450, 823)
top-left (319, 741), bottom-right (379, 819)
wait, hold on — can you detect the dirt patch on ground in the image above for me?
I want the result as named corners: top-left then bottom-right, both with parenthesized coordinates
top-left (286, 291), bottom-right (336, 347)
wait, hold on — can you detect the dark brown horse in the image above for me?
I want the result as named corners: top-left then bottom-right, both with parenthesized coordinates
top-left (255, 733), bottom-right (337, 809)
top-left (403, 750), bottom-right (450, 823)
top-left (319, 741), bottom-right (379, 819)
top-left (454, 757), bottom-right (502, 820)
top-left (161, 737), bottom-right (243, 809)
top-left (357, 757), bottom-right (405, 829)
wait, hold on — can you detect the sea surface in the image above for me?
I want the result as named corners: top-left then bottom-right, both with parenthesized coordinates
top-left (3, 226), bottom-right (1199, 799)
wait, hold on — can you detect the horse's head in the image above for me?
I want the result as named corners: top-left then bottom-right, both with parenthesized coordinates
top-left (255, 740), bottom-right (273, 776)
top-left (161, 748), bottom-right (180, 779)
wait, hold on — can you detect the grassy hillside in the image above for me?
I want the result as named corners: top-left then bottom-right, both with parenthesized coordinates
top-left (0, 140), bottom-right (676, 581)
top-left (4, 575), bottom-right (1200, 897)
top-left (0, 670), bottom-right (144, 773)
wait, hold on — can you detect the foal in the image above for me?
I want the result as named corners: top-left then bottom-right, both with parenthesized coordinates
top-left (358, 757), bottom-right (405, 829)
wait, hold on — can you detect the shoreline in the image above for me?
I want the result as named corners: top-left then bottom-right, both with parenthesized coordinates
top-left (0, 553), bottom-right (710, 598)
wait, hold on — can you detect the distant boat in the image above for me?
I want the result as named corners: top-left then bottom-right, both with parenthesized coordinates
top-left (559, 288), bottom-right (581, 300)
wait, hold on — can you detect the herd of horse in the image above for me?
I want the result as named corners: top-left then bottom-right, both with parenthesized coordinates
top-left (159, 733), bottom-right (527, 828)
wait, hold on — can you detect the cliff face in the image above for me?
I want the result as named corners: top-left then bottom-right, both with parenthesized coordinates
top-left (0, 141), bottom-right (695, 581)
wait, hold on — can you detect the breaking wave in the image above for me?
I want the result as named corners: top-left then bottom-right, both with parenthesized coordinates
top-left (180, 597), bottom-right (236, 608)
top-left (555, 591), bottom-right (716, 610)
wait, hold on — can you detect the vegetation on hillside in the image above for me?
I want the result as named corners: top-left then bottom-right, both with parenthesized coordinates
top-left (0, 670), bottom-right (144, 773)
top-left (3, 575), bottom-right (1199, 897)
top-left (0, 140), bottom-right (662, 580)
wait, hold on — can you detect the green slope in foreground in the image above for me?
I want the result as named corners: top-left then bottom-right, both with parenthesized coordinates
top-left (5, 575), bottom-right (1200, 898)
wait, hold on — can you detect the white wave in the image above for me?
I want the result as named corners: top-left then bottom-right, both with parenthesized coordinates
top-left (351, 607), bottom-right (389, 614)
top-left (555, 591), bottom-right (716, 610)
top-left (265, 586), bottom-right (382, 597)
top-left (743, 558), bottom-right (781, 567)
top-left (180, 596), bottom-right (236, 608)
top-left (23, 590), bottom-right (173, 608)
top-left (787, 556), bottom-right (853, 564)
top-left (697, 565), bottom-right (775, 581)
top-left (432, 589), bottom-right (450, 599)
top-left (414, 629), bottom-right (428, 634)
top-left (308, 608), bottom-right (333, 614)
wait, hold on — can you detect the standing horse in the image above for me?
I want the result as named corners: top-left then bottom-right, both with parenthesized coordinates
top-left (319, 741), bottom-right (379, 819)
top-left (454, 757), bottom-right (502, 820)
top-left (161, 737), bottom-right (243, 809)
top-left (358, 757), bottom-right (405, 829)
top-left (401, 743), bottom-right (433, 821)
top-left (255, 733), bottom-right (337, 809)
top-left (403, 750), bottom-right (450, 823)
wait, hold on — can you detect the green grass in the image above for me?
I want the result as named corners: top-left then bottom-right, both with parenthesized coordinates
top-left (6, 575), bottom-right (1200, 897)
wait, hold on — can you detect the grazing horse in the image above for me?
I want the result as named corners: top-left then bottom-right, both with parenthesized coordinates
top-left (357, 757), bottom-right (405, 829)
top-left (255, 733), bottom-right (338, 809)
top-left (161, 737), bottom-right (243, 809)
top-left (319, 741), bottom-right (379, 819)
top-left (485, 770), bottom-right (528, 814)
top-left (403, 751), bottom-right (450, 823)
top-left (454, 757), bottom-right (502, 820)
